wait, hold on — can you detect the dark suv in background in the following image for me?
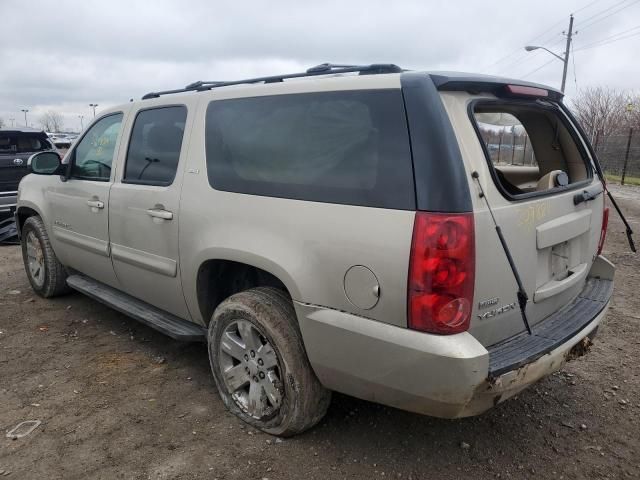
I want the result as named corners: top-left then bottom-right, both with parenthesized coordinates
top-left (0, 128), bottom-right (56, 216)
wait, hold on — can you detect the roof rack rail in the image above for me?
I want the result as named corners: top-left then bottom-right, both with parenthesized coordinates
top-left (141, 63), bottom-right (402, 100)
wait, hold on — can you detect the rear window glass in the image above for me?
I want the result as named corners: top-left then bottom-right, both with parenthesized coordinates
top-left (472, 101), bottom-right (591, 198)
top-left (205, 90), bottom-right (415, 209)
top-left (0, 134), bottom-right (52, 153)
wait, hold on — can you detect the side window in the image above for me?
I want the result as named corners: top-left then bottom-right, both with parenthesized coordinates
top-left (204, 90), bottom-right (415, 210)
top-left (71, 113), bottom-right (123, 181)
top-left (123, 106), bottom-right (187, 186)
top-left (0, 134), bottom-right (52, 153)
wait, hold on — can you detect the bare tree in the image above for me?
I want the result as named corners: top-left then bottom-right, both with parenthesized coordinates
top-left (570, 87), bottom-right (628, 140)
top-left (38, 111), bottom-right (64, 132)
top-left (0, 117), bottom-right (4, 128)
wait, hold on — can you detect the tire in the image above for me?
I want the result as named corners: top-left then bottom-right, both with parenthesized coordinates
top-left (208, 287), bottom-right (331, 437)
top-left (20, 216), bottom-right (70, 298)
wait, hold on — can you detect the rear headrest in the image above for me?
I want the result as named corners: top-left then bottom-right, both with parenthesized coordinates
top-left (536, 170), bottom-right (567, 191)
top-left (147, 124), bottom-right (183, 153)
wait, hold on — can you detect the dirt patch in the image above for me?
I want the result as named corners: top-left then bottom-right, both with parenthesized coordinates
top-left (0, 184), bottom-right (639, 479)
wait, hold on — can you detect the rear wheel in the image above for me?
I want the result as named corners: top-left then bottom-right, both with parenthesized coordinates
top-left (208, 287), bottom-right (331, 437)
top-left (20, 216), bottom-right (69, 298)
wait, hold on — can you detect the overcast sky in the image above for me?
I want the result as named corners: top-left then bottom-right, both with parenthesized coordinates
top-left (1, 0), bottom-right (638, 131)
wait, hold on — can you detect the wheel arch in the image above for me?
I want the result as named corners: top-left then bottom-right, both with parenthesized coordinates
top-left (16, 204), bottom-right (44, 238)
top-left (195, 257), bottom-right (299, 327)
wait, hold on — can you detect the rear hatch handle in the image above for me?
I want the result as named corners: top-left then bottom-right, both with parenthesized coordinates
top-left (472, 171), bottom-right (532, 335)
top-left (573, 185), bottom-right (603, 205)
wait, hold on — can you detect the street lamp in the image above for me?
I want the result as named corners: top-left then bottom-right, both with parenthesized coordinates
top-left (9, 118), bottom-right (15, 127)
top-left (524, 14), bottom-right (574, 93)
top-left (524, 45), bottom-right (568, 92)
top-left (21, 109), bottom-right (29, 127)
top-left (89, 103), bottom-right (98, 117)
top-left (78, 115), bottom-right (84, 130)
top-left (524, 45), bottom-right (565, 62)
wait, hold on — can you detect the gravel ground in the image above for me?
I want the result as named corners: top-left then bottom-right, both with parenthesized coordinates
top-left (0, 184), bottom-right (639, 480)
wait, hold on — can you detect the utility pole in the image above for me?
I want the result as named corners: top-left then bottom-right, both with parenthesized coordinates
top-left (560, 14), bottom-right (574, 93)
top-left (524, 14), bottom-right (575, 93)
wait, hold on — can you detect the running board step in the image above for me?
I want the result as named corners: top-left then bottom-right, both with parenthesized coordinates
top-left (66, 274), bottom-right (206, 342)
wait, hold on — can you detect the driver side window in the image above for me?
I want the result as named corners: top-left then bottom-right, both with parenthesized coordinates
top-left (71, 113), bottom-right (123, 181)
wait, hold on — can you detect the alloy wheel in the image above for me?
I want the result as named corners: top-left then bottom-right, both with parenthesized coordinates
top-left (25, 231), bottom-right (45, 288)
top-left (218, 319), bottom-right (283, 419)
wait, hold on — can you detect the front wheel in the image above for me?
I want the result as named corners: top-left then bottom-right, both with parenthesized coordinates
top-left (208, 287), bottom-right (331, 437)
top-left (20, 216), bottom-right (70, 298)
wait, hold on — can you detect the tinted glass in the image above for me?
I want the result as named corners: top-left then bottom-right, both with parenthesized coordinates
top-left (0, 134), bottom-right (52, 153)
top-left (124, 106), bottom-right (187, 185)
top-left (71, 113), bottom-right (123, 181)
top-left (205, 90), bottom-right (415, 209)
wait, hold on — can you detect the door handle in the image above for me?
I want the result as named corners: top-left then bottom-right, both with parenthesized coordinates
top-left (86, 200), bottom-right (104, 209)
top-left (146, 208), bottom-right (173, 220)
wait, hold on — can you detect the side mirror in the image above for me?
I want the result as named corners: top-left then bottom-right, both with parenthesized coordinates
top-left (28, 151), bottom-right (62, 175)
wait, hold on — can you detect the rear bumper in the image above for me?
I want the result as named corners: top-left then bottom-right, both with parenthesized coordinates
top-left (295, 258), bottom-right (614, 418)
top-left (461, 300), bottom-right (607, 417)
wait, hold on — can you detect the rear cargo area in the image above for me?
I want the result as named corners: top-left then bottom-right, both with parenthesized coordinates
top-left (439, 91), bottom-right (607, 348)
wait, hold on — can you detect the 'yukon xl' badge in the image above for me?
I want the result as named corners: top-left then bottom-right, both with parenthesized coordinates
top-left (477, 302), bottom-right (516, 320)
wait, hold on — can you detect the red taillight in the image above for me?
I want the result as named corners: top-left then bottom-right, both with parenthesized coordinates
top-left (408, 212), bottom-right (475, 335)
top-left (597, 207), bottom-right (610, 255)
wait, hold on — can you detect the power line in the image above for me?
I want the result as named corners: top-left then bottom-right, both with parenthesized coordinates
top-left (483, 0), bottom-right (608, 72)
top-left (577, 0), bottom-right (640, 30)
top-left (521, 58), bottom-right (556, 79)
top-left (486, 0), bottom-right (638, 78)
top-left (494, 51), bottom-right (542, 75)
top-left (496, 36), bottom-right (565, 76)
top-left (483, 20), bottom-right (566, 70)
top-left (576, 0), bottom-right (630, 25)
top-left (573, 0), bottom-right (607, 14)
top-left (571, 42), bottom-right (578, 90)
top-left (574, 23), bottom-right (640, 49)
top-left (496, 36), bottom-right (564, 73)
top-left (574, 29), bottom-right (640, 50)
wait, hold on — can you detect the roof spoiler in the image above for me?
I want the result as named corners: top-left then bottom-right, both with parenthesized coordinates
top-left (429, 73), bottom-right (564, 102)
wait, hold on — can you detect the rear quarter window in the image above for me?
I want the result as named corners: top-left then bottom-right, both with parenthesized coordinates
top-left (204, 90), bottom-right (415, 209)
